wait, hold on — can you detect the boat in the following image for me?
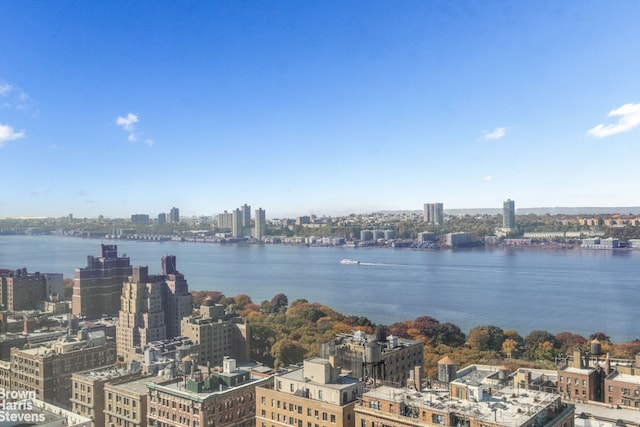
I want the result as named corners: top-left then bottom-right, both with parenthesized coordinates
top-left (340, 259), bottom-right (360, 265)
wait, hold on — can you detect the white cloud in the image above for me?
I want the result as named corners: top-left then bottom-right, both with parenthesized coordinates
top-left (483, 175), bottom-right (493, 181)
top-left (116, 113), bottom-right (139, 132)
top-left (587, 103), bottom-right (640, 138)
top-left (0, 82), bottom-right (30, 110)
top-left (116, 112), bottom-right (155, 146)
top-left (0, 123), bottom-right (25, 147)
top-left (483, 127), bottom-right (507, 140)
top-left (0, 83), bottom-right (12, 96)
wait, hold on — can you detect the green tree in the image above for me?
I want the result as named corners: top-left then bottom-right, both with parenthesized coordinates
top-left (272, 339), bottom-right (306, 368)
top-left (524, 330), bottom-right (558, 362)
top-left (250, 324), bottom-right (277, 366)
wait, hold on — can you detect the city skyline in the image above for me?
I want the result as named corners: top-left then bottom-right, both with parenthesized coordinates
top-left (2, 2), bottom-right (640, 218)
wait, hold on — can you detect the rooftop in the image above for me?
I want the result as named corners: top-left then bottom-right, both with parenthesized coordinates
top-left (280, 367), bottom-right (361, 391)
top-left (363, 385), bottom-right (566, 426)
top-left (108, 375), bottom-right (156, 395)
top-left (73, 364), bottom-right (140, 381)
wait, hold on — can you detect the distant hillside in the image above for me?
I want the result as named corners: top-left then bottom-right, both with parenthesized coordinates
top-left (444, 207), bottom-right (640, 216)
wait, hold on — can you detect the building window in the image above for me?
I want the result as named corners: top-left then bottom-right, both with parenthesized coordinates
top-left (369, 401), bottom-right (380, 410)
top-left (432, 414), bottom-right (444, 425)
top-left (330, 415), bottom-right (336, 423)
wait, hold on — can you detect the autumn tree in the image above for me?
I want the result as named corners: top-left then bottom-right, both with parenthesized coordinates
top-left (262, 293), bottom-right (289, 313)
top-left (234, 294), bottom-right (252, 309)
top-left (555, 332), bottom-right (587, 355)
top-left (502, 338), bottom-right (518, 358)
top-left (467, 325), bottom-right (505, 352)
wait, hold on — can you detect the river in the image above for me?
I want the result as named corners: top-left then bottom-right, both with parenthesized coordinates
top-left (0, 235), bottom-right (638, 342)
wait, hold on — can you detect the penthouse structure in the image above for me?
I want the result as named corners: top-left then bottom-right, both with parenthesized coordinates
top-left (423, 202), bottom-right (444, 225)
top-left (181, 297), bottom-right (250, 368)
top-left (256, 357), bottom-right (364, 427)
top-left (147, 357), bottom-right (271, 427)
top-left (0, 268), bottom-right (47, 311)
top-left (8, 329), bottom-right (116, 408)
top-left (72, 245), bottom-right (133, 319)
top-left (319, 330), bottom-right (424, 387)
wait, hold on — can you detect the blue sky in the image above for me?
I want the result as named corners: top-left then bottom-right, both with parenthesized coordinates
top-left (1, 1), bottom-right (640, 218)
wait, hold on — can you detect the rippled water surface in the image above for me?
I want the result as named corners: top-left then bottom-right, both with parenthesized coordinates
top-left (1, 235), bottom-right (638, 342)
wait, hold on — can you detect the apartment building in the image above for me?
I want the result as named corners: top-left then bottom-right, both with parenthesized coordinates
top-left (256, 357), bottom-right (364, 427)
top-left (71, 364), bottom-right (144, 427)
top-left (558, 346), bottom-right (640, 410)
top-left (0, 268), bottom-right (47, 311)
top-left (356, 382), bottom-right (574, 427)
top-left (147, 357), bottom-right (271, 427)
top-left (9, 329), bottom-right (116, 408)
top-left (116, 256), bottom-right (193, 362)
top-left (319, 331), bottom-right (424, 387)
top-left (72, 244), bottom-right (133, 319)
top-left (180, 298), bottom-right (250, 368)
top-left (104, 375), bottom-right (153, 427)
top-left (161, 255), bottom-right (192, 340)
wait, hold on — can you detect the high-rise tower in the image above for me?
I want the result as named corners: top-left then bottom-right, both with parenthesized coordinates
top-left (162, 255), bottom-right (192, 339)
top-left (503, 199), bottom-right (516, 230)
top-left (116, 266), bottom-right (166, 362)
top-left (72, 245), bottom-right (132, 319)
top-left (423, 203), bottom-right (444, 225)
top-left (232, 208), bottom-right (242, 237)
top-left (169, 207), bottom-right (180, 223)
top-left (254, 208), bottom-right (266, 239)
top-left (241, 203), bottom-right (251, 228)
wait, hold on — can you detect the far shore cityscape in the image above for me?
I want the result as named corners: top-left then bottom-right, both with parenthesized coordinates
top-left (0, 200), bottom-right (639, 427)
